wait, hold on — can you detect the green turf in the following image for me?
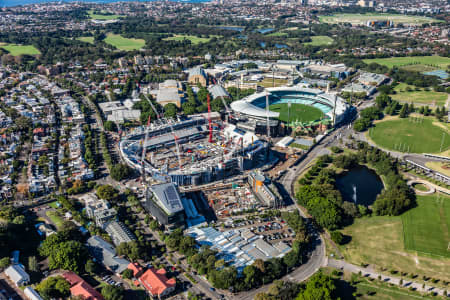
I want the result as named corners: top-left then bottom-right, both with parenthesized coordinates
top-left (391, 83), bottom-right (448, 106)
top-left (88, 10), bottom-right (121, 20)
top-left (319, 13), bottom-right (442, 25)
top-left (412, 183), bottom-right (429, 192)
top-left (402, 194), bottom-right (450, 258)
top-left (363, 56), bottom-right (450, 69)
top-left (46, 211), bottom-right (63, 229)
top-left (0, 43), bottom-right (40, 56)
top-left (304, 35), bottom-right (334, 46)
top-left (104, 33), bottom-right (145, 51)
top-left (269, 103), bottom-right (324, 123)
top-left (368, 117), bottom-right (450, 153)
top-left (77, 36), bottom-right (95, 44)
top-left (267, 31), bottom-right (288, 37)
top-left (163, 34), bottom-right (214, 45)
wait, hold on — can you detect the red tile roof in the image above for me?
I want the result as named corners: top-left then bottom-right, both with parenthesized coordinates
top-left (139, 268), bottom-right (176, 296)
top-left (63, 272), bottom-right (104, 300)
top-left (127, 263), bottom-right (143, 278)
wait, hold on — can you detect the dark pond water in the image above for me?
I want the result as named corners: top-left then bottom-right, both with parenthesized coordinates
top-left (336, 165), bottom-right (383, 206)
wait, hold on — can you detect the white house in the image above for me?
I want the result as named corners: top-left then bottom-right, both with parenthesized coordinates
top-left (5, 264), bottom-right (30, 286)
top-left (24, 287), bottom-right (44, 300)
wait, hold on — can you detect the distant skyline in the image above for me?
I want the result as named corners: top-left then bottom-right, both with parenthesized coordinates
top-left (1, 0), bottom-right (211, 7)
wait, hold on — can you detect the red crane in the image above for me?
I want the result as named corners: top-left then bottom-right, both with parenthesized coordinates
top-left (207, 94), bottom-right (213, 143)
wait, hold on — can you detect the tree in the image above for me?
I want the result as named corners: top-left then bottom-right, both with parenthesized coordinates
top-left (36, 276), bottom-right (70, 300)
top-left (28, 256), bottom-right (39, 272)
top-left (96, 185), bottom-right (119, 201)
top-left (85, 259), bottom-right (97, 275)
top-left (164, 103), bottom-right (178, 119)
top-left (296, 272), bottom-right (337, 300)
top-left (122, 268), bottom-right (133, 279)
top-left (110, 164), bottom-right (132, 181)
top-left (104, 121), bottom-right (118, 132)
top-left (399, 104), bottom-right (408, 118)
top-left (48, 241), bottom-right (88, 273)
top-left (0, 257), bottom-right (10, 269)
top-left (330, 231), bottom-right (344, 245)
top-left (353, 118), bottom-right (371, 132)
top-left (101, 285), bottom-right (124, 300)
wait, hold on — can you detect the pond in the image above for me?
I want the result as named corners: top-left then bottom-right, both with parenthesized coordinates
top-left (336, 165), bottom-right (384, 206)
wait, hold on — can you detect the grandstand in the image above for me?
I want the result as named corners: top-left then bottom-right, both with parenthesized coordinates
top-left (230, 86), bottom-right (349, 126)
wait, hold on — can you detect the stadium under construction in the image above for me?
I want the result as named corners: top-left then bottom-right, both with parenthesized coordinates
top-left (119, 115), bottom-right (270, 186)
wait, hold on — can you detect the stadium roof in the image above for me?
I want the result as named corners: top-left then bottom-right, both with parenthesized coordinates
top-left (149, 183), bottom-right (184, 215)
top-left (208, 84), bottom-right (230, 99)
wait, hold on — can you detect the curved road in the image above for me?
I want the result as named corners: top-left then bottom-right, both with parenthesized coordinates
top-left (231, 128), bottom-right (349, 299)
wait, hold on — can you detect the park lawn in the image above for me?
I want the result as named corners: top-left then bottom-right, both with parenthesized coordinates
top-left (163, 35), bottom-right (214, 45)
top-left (269, 103), bottom-right (324, 123)
top-left (338, 214), bottom-right (450, 282)
top-left (425, 161), bottom-right (450, 177)
top-left (0, 43), bottom-right (40, 56)
top-left (412, 183), bottom-right (429, 192)
top-left (402, 194), bottom-right (450, 258)
top-left (362, 56), bottom-right (450, 69)
top-left (104, 34), bottom-right (145, 51)
top-left (400, 64), bottom-right (438, 73)
top-left (88, 10), bottom-right (121, 20)
top-left (46, 211), bottom-right (64, 229)
top-left (304, 35), bottom-right (334, 46)
top-left (267, 31), bottom-right (288, 37)
top-left (77, 36), bottom-right (95, 44)
top-left (368, 117), bottom-right (450, 153)
top-left (390, 83), bottom-right (447, 106)
top-left (319, 13), bottom-right (442, 25)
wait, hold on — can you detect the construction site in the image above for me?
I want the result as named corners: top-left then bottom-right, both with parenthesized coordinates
top-left (120, 95), bottom-right (273, 187)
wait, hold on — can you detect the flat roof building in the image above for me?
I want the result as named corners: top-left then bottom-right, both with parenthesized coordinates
top-left (87, 236), bottom-right (130, 275)
top-left (144, 183), bottom-right (185, 230)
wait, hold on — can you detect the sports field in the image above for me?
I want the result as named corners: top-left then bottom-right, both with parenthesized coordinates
top-left (104, 34), bottom-right (145, 51)
top-left (304, 36), bottom-right (334, 46)
top-left (402, 194), bottom-right (450, 258)
top-left (339, 203), bottom-right (450, 281)
top-left (368, 117), bottom-right (450, 153)
top-left (319, 13), bottom-right (441, 25)
top-left (0, 43), bottom-right (40, 56)
top-left (363, 56), bottom-right (450, 69)
top-left (88, 10), bottom-right (121, 20)
top-left (163, 34), bottom-right (212, 45)
top-left (269, 103), bottom-right (324, 123)
top-left (77, 36), bottom-right (95, 44)
top-left (391, 83), bottom-right (448, 106)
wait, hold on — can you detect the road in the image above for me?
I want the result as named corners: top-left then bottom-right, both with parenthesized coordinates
top-left (233, 127), bottom-right (353, 299)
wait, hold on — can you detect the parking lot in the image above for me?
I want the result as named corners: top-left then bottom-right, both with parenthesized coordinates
top-left (221, 216), bottom-right (295, 246)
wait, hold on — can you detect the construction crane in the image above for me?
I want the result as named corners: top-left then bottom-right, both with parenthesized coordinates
top-left (219, 95), bottom-right (232, 123)
top-left (142, 94), bottom-right (183, 170)
top-left (207, 94), bottom-right (213, 143)
top-left (140, 114), bottom-right (152, 183)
